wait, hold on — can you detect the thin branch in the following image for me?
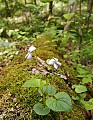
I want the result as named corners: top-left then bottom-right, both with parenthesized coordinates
top-left (64, 0), bottom-right (78, 31)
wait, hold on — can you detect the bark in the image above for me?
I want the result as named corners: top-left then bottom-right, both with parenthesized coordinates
top-left (87, 0), bottom-right (93, 28)
top-left (87, 0), bottom-right (93, 13)
top-left (49, 1), bottom-right (53, 15)
top-left (4, 0), bottom-right (11, 18)
top-left (34, 0), bottom-right (36, 5)
top-left (79, 0), bottom-right (82, 51)
top-left (24, 0), bottom-right (27, 4)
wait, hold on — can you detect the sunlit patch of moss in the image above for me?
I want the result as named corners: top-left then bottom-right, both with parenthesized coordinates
top-left (0, 34), bottom-right (85, 119)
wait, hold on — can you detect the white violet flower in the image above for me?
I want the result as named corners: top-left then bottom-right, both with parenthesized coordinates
top-left (25, 53), bottom-right (32, 60)
top-left (28, 45), bottom-right (36, 53)
top-left (25, 45), bottom-right (36, 60)
top-left (48, 58), bottom-right (61, 69)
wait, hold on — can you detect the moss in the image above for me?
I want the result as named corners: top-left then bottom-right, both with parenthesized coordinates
top-left (0, 35), bottom-right (85, 119)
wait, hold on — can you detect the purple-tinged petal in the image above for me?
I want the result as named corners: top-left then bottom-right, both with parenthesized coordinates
top-left (25, 53), bottom-right (32, 60)
top-left (28, 45), bottom-right (36, 53)
top-left (56, 61), bottom-right (61, 66)
top-left (54, 63), bottom-right (58, 69)
top-left (48, 59), bottom-right (55, 65)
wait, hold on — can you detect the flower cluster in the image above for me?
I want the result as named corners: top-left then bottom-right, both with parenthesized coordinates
top-left (25, 45), bottom-right (61, 69)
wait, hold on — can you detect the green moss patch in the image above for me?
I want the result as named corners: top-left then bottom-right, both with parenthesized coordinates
top-left (0, 35), bottom-right (85, 119)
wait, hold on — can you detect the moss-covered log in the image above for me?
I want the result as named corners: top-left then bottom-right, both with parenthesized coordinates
top-left (0, 34), bottom-right (85, 119)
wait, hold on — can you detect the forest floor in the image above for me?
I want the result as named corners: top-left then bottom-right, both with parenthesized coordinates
top-left (0, 2), bottom-right (93, 120)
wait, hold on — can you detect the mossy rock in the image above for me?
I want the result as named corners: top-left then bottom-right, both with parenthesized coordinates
top-left (0, 34), bottom-right (85, 119)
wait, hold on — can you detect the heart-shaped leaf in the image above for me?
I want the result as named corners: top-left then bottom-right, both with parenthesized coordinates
top-left (84, 98), bottom-right (93, 110)
top-left (46, 92), bottom-right (72, 112)
top-left (72, 85), bottom-right (87, 93)
top-left (22, 78), bottom-right (46, 88)
top-left (33, 103), bottom-right (50, 115)
top-left (63, 13), bottom-right (74, 20)
top-left (38, 85), bottom-right (56, 95)
top-left (81, 77), bottom-right (92, 84)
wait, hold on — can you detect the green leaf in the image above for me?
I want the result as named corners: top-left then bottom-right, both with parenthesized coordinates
top-left (6, 30), bottom-right (14, 37)
top-left (72, 85), bottom-right (77, 89)
top-left (22, 78), bottom-right (46, 88)
top-left (33, 103), bottom-right (50, 115)
top-left (19, 31), bottom-right (26, 35)
top-left (77, 67), bottom-right (88, 74)
top-left (72, 85), bottom-right (87, 93)
top-left (72, 96), bottom-right (79, 100)
top-left (77, 75), bottom-right (86, 78)
top-left (84, 98), bottom-right (93, 110)
top-left (40, 0), bottom-right (52, 3)
top-left (63, 54), bottom-right (68, 59)
top-left (63, 13), bottom-right (74, 20)
top-left (46, 92), bottom-right (72, 112)
top-left (38, 85), bottom-right (56, 95)
top-left (0, 28), bottom-right (3, 35)
top-left (81, 77), bottom-right (92, 84)
top-left (79, 93), bottom-right (86, 99)
top-left (62, 38), bottom-right (67, 44)
top-left (69, 0), bottom-right (75, 5)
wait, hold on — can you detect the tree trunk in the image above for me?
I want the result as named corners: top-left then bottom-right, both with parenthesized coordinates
top-left (4, 0), bottom-right (11, 18)
top-left (87, 0), bottom-right (93, 27)
top-left (87, 0), bottom-right (93, 13)
top-left (34, 0), bottom-right (36, 5)
top-left (49, 1), bottom-right (53, 15)
top-left (24, 0), bottom-right (27, 4)
top-left (79, 0), bottom-right (82, 51)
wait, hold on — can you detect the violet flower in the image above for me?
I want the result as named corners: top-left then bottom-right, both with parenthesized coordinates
top-left (25, 45), bottom-right (36, 60)
top-left (25, 52), bottom-right (32, 59)
top-left (48, 58), bottom-right (61, 69)
top-left (28, 45), bottom-right (36, 53)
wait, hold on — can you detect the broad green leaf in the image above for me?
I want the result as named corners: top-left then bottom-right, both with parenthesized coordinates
top-left (40, 0), bottom-right (52, 3)
top-left (69, 0), bottom-right (75, 5)
top-left (72, 85), bottom-right (87, 93)
top-left (63, 13), bottom-right (74, 20)
top-left (81, 77), bottom-right (92, 84)
top-left (38, 85), bottom-right (56, 95)
top-left (75, 85), bottom-right (87, 93)
top-left (77, 67), bottom-right (88, 74)
top-left (46, 92), bottom-right (72, 112)
top-left (22, 78), bottom-right (46, 88)
top-left (84, 98), bottom-right (93, 110)
top-left (33, 103), bottom-right (50, 115)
